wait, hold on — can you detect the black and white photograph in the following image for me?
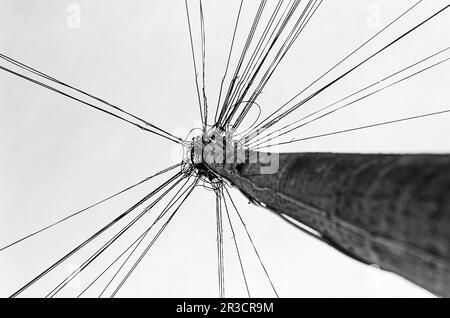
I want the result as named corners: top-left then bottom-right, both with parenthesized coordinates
top-left (0, 0), bottom-right (449, 305)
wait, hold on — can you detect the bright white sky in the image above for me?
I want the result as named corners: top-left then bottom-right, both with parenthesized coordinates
top-left (0, 0), bottom-right (449, 298)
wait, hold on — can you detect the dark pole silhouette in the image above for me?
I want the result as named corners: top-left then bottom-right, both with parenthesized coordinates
top-left (210, 152), bottom-right (450, 297)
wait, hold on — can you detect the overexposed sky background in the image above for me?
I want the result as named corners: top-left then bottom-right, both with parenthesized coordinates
top-left (0, 0), bottom-right (449, 297)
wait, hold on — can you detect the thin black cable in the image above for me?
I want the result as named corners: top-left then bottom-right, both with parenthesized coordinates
top-left (217, 0), bottom-right (268, 127)
top-left (253, 109), bottom-right (450, 150)
top-left (0, 54), bottom-right (184, 144)
top-left (223, 0), bottom-right (294, 129)
top-left (0, 163), bottom-right (182, 253)
top-left (233, 0), bottom-right (322, 131)
top-left (231, 100), bottom-right (262, 137)
top-left (98, 176), bottom-right (193, 297)
top-left (230, 0), bottom-right (307, 129)
top-left (45, 174), bottom-right (186, 298)
top-left (0, 65), bottom-right (184, 145)
top-left (223, 0), bottom-right (286, 123)
top-left (185, 0), bottom-right (205, 128)
top-left (250, 50), bottom-right (450, 148)
top-left (224, 187), bottom-right (279, 297)
top-left (215, 189), bottom-right (225, 298)
top-left (235, 0), bottom-right (323, 131)
top-left (231, 0), bottom-right (307, 124)
top-left (254, 1), bottom-right (449, 135)
top-left (224, 0), bottom-right (301, 128)
top-left (214, 0), bottom-right (244, 124)
top-left (77, 230), bottom-right (144, 297)
top-left (221, 189), bottom-right (250, 297)
top-left (200, 0), bottom-right (208, 126)
top-left (243, 0), bottom-right (424, 140)
top-left (77, 168), bottom-right (195, 298)
top-left (9, 171), bottom-right (182, 298)
top-left (246, 45), bottom-right (450, 146)
top-left (110, 178), bottom-right (199, 298)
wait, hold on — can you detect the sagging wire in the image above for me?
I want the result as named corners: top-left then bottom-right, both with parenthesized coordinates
top-left (244, 2), bottom-right (450, 144)
top-left (215, 186), bottom-right (225, 298)
top-left (10, 170), bottom-right (184, 298)
top-left (77, 166), bottom-right (196, 298)
top-left (184, 0), bottom-right (205, 130)
top-left (242, 0), bottom-right (424, 142)
top-left (109, 176), bottom-right (199, 298)
top-left (223, 186), bottom-right (279, 297)
top-left (0, 54), bottom-right (185, 146)
top-left (0, 162), bottom-right (184, 253)
top-left (221, 188), bottom-right (251, 298)
top-left (248, 47), bottom-right (450, 149)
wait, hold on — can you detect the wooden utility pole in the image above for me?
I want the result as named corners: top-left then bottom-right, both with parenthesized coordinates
top-left (210, 152), bottom-right (450, 297)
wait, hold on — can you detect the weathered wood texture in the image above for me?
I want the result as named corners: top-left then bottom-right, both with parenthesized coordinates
top-left (210, 152), bottom-right (450, 297)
